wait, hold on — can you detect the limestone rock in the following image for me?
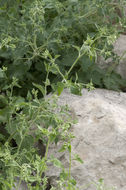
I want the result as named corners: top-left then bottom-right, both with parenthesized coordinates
top-left (13, 178), bottom-right (27, 190)
top-left (46, 88), bottom-right (126, 190)
top-left (97, 34), bottom-right (126, 79)
top-left (114, 35), bottom-right (126, 79)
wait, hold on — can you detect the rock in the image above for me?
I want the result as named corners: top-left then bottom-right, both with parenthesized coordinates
top-left (97, 34), bottom-right (126, 79)
top-left (114, 34), bottom-right (126, 79)
top-left (12, 178), bottom-right (28, 190)
top-left (46, 88), bottom-right (126, 190)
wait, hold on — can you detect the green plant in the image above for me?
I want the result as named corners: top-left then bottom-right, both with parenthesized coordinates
top-left (0, 53), bottom-right (86, 189)
top-left (0, 0), bottom-right (126, 97)
top-left (0, 78), bottom-right (77, 189)
top-left (0, 46), bottom-right (113, 190)
top-left (93, 179), bottom-right (115, 190)
top-left (0, 0), bottom-right (125, 189)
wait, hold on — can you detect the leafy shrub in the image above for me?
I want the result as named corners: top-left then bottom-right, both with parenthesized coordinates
top-left (0, 0), bottom-right (126, 189)
top-left (0, 76), bottom-right (78, 189)
top-left (0, 0), bottom-right (126, 97)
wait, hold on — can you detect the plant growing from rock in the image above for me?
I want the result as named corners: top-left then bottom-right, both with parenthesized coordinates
top-left (0, 0), bottom-right (125, 189)
top-left (0, 54), bottom-right (85, 189)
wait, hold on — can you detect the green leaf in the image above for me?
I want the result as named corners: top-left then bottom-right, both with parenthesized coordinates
top-left (0, 69), bottom-right (5, 79)
top-left (80, 55), bottom-right (93, 72)
top-left (50, 157), bottom-right (63, 169)
top-left (0, 95), bottom-right (8, 108)
top-left (73, 154), bottom-right (84, 164)
top-left (85, 80), bottom-right (95, 91)
top-left (27, 91), bottom-right (32, 101)
top-left (20, 135), bottom-right (34, 149)
top-left (103, 72), bottom-right (123, 91)
top-left (35, 62), bottom-right (45, 72)
top-left (7, 64), bottom-right (29, 80)
top-left (0, 134), bottom-right (5, 141)
top-left (70, 84), bottom-right (82, 96)
top-left (58, 144), bottom-right (67, 152)
top-left (91, 70), bottom-right (103, 86)
top-left (60, 170), bottom-right (69, 180)
top-left (72, 45), bottom-right (80, 52)
top-left (50, 64), bottom-right (58, 74)
top-left (57, 82), bottom-right (65, 96)
top-left (0, 180), bottom-right (12, 188)
top-left (13, 96), bottom-right (25, 105)
top-left (99, 178), bottom-right (104, 183)
top-left (68, 144), bottom-right (71, 153)
top-left (69, 178), bottom-right (77, 185)
top-left (69, 0), bottom-right (78, 3)
top-left (32, 82), bottom-right (45, 96)
top-left (0, 107), bottom-right (11, 123)
top-left (45, 78), bottom-right (50, 86)
top-left (37, 126), bottom-right (49, 136)
top-left (61, 50), bottom-right (78, 66)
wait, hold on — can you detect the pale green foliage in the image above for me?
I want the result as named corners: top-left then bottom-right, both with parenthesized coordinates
top-left (0, 0), bottom-right (125, 189)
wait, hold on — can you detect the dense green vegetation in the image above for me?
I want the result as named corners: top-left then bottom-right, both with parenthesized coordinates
top-left (0, 0), bottom-right (126, 189)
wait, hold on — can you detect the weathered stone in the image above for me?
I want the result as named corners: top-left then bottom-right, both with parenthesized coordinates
top-left (114, 34), bottom-right (126, 79)
top-left (46, 88), bottom-right (126, 190)
top-left (97, 34), bottom-right (126, 79)
top-left (13, 178), bottom-right (27, 190)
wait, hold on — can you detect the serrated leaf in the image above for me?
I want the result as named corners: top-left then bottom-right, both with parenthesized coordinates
top-left (0, 107), bottom-right (11, 123)
top-left (15, 134), bottom-right (34, 149)
top-left (80, 55), bottom-right (93, 72)
top-left (7, 64), bottom-right (29, 80)
top-left (91, 70), bottom-right (103, 86)
top-left (35, 62), bottom-right (45, 72)
top-left (20, 135), bottom-right (34, 149)
top-left (103, 73), bottom-right (121, 91)
top-left (61, 50), bottom-right (78, 66)
top-left (70, 84), bottom-right (82, 96)
top-left (13, 96), bottom-right (25, 105)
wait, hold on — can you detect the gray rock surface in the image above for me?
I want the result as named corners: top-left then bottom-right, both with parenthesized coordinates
top-left (114, 34), bottom-right (126, 79)
top-left (13, 178), bottom-right (27, 190)
top-left (46, 88), bottom-right (126, 190)
top-left (97, 34), bottom-right (126, 79)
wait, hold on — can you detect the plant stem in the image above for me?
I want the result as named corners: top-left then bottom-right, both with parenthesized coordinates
top-left (45, 138), bottom-right (50, 160)
top-left (68, 144), bottom-right (72, 180)
top-left (56, 65), bottom-right (67, 82)
top-left (16, 137), bottom-right (23, 155)
top-left (6, 130), bottom-right (17, 144)
top-left (67, 52), bottom-right (85, 77)
top-left (44, 70), bottom-right (49, 97)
